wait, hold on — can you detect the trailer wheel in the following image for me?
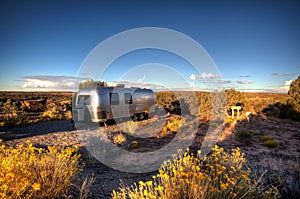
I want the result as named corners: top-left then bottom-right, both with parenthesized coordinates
top-left (144, 112), bottom-right (149, 119)
top-left (138, 113), bottom-right (145, 120)
top-left (132, 114), bottom-right (138, 121)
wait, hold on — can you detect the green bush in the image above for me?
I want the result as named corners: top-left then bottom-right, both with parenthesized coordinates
top-left (288, 76), bottom-right (300, 113)
top-left (2, 99), bottom-right (18, 115)
top-left (260, 136), bottom-right (279, 149)
top-left (78, 79), bottom-right (107, 89)
top-left (279, 75), bottom-right (300, 121)
top-left (263, 139), bottom-right (279, 149)
top-left (236, 131), bottom-right (252, 145)
top-left (260, 135), bottom-right (273, 142)
top-left (225, 88), bottom-right (247, 113)
top-left (3, 113), bottom-right (29, 127)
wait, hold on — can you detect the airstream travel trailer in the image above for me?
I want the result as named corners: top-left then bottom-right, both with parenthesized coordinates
top-left (73, 85), bottom-right (156, 123)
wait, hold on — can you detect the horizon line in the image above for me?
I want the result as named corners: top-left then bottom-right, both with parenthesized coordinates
top-left (0, 88), bottom-right (288, 94)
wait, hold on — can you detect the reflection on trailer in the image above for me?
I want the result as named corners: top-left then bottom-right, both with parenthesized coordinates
top-left (73, 85), bottom-right (156, 122)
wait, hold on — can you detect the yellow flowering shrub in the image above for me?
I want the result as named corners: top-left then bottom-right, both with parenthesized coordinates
top-left (0, 140), bottom-right (82, 199)
top-left (161, 118), bottom-right (182, 134)
top-left (42, 106), bottom-right (64, 120)
top-left (64, 110), bottom-right (73, 120)
top-left (112, 146), bottom-right (278, 199)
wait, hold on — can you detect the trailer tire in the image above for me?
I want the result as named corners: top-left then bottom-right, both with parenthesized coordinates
top-left (138, 113), bottom-right (145, 120)
top-left (132, 114), bottom-right (138, 121)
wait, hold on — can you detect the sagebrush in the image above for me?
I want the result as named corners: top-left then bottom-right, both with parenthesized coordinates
top-left (112, 146), bottom-right (278, 199)
top-left (0, 140), bottom-right (82, 199)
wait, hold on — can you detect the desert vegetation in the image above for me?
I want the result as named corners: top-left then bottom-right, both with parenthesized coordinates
top-left (78, 79), bottom-right (107, 89)
top-left (0, 140), bottom-right (94, 199)
top-left (0, 91), bottom-right (73, 127)
top-left (236, 130), bottom-right (253, 146)
top-left (155, 88), bottom-right (247, 119)
top-left (0, 75), bottom-right (293, 128)
top-left (278, 76), bottom-right (300, 120)
top-left (260, 135), bottom-right (279, 149)
top-left (112, 146), bottom-right (278, 199)
top-left (0, 76), bottom-right (299, 198)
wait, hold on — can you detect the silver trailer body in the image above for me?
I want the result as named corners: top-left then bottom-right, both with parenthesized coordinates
top-left (73, 86), bottom-right (156, 122)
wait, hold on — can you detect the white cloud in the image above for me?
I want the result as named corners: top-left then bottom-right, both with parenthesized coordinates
top-left (201, 72), bottom-right (220, 79)
top-left (189, 72), bottom-right (220, 80)
top-left (189, 74), bottom-right (198, 80)
top-left (107, 80), bottom-right (162, 90)
top-left (107, 80), bottom-right (199, 91)
top-left (64, 82), bottom-right (75, 87)
top-left (21, 79), bottom-right (57, 88)
top-left (279, 80), bottom-right (292, 93)
top-left (19, 75), bottom-right (86, 91)
top-left (236, 80), bottom-right (253, 84)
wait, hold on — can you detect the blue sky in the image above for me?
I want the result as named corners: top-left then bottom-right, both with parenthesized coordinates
top-left (0, 0), bottom-right (299, 92)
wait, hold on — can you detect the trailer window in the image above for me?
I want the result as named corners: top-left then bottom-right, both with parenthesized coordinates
top-left (77, 95), bottom-right (91, 105)
top-left (110, 93), bottom-right (119, 105)
top-left (124, 93), bottom-right (132, 104)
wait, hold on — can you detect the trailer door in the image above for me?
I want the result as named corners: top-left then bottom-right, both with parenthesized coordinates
top-left (110, 92), bottom-right (121, 119)
top-left (76, 95), bottom-right (91, 121)
top-left (124, 92), bottom-right (133, 116)
top-left (109, 92), bottom-right (130, 119)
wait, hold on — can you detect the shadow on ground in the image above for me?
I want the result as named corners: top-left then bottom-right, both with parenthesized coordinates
top-left (0, 120), bottom-right (75, 141)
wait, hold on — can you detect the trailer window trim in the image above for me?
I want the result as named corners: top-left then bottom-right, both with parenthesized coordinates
top-left (109, 92), bottom-right (119, 105)
top-left (124, 93), bottom-right (132, 104)
top-left (77, 95), bottom-right (91, 105)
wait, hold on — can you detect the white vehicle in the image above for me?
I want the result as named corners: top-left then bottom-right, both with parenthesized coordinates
top-left (73, 85), bottom-right (156, 123)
